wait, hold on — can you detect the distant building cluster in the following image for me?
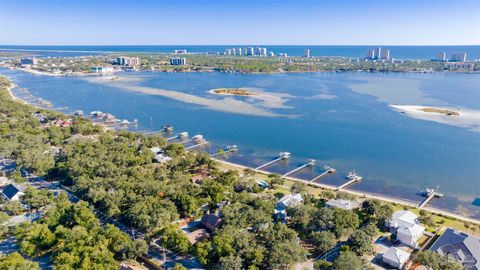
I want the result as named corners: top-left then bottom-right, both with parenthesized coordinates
top-left (116, 56), bottom-right (140, 66)
top-left (223, 47), bottom-right (289, 57)
top-left (170, 57), bottom-right (187, 66)
top-left (366, 47), bottom-right (391, 60)
top-left (174, 49), bottom-right (188, 54)
top-left (433, 51), bottom-right (474, 70)
top-left (434, 51), bottom-right (467, 62)
top-left (20, 58), bottom-right (38, 66)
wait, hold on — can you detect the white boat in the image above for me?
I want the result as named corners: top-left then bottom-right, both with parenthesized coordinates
top-left (225, 145), bottom-right (238, 152)
top-left (421, 187), bottom-right (435, 197)
top-left (347, 170), bottom-right (362, 181)
top-left (279, 152), bottom-right (291, 159)
top-left (178, 132), bottom-right (189, 138)
top-left (192, 134), bottom-right (204, 141)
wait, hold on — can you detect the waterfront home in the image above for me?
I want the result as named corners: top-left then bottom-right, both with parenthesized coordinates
top-left (325, 199), bottom-right (359, 210)
top-left (274, 193), bottom-right (303, 222)
top-left (1, 183), bottom-right (25, 201)
top-left (201, 214), bottom-right (222, 233)
top-left (382, 247), bottom-right (410, 269)
top-left (386, 210), bottom-right (425, 248)
top-left (428, 228), bottom-right (480, 270)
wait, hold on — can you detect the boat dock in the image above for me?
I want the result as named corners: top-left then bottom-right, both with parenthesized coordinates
top-left (166, 132), bottom-right (189, 142)
top-left (281, 159), bottom-right (315, 178)
top-left (337, 171), bottom-right (362, 190)
top-left (255, 152), bottom-right (291, 170)
top-left (310, 166), bottom-right (336, 182)
top-left (185, 141), bottom-right (209, 150)
top-left (210, 145), bottom-right (238, 157)
top-left (142, 130), bottom-right (163, 136)
top-left (418, 190), bottom-right (444, 209)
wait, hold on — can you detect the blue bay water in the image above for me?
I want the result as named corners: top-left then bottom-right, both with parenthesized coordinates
top-left (1, 45), bottom-right (480, 60)
top-left (1, 68), bottom-right (479, 218)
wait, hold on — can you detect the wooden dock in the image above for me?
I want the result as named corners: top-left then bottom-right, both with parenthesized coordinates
top-left (185, 141), bottom-right (209, 150)
top-left (255, 153), bottom-right (290, 170)
top-left (210, 146), bottom-right (238, 157)
top-left (281, 159), bottom-right (315, 178)
top-left (310, 167), bottom-right (336, 182)
top-left (418, 192), bottom-right (444, 209)
top-left (337, 177), bottom-right (361, 190)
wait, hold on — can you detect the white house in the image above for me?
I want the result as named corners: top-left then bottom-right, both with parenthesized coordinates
top-left (382, 247), bottom-right (410, 269)
top-left (387, 210), bottom-right (425, 248)
top-left (325, 199), bottom-right (359, 210)
top-left (275, 193), bottom-right (303, 222)
top-left (276, 193), bottom-right (303, 210)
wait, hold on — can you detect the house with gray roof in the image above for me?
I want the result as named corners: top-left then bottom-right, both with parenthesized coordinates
top-left (429, 228), bottom-right (480, 270)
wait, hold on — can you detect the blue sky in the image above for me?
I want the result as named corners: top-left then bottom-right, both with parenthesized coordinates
top-left (0, 0), bottom-right (479, 45)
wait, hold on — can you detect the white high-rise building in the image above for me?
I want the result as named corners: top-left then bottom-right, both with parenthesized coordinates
top-left (435, 51), bottom-right (446, 61)
top-left (245, 47), bottom-right (254, 56)
top-left (303, 48), bottom-right (311, 58)
top-left (236, 48), bottom-right (243, 55)
top-left (260, 47), bottom-right (267, 56)
top-left (366, 49), bottom-right (375, 60)
top-left (381, 49), bottom-right (390, 60)
top-left (20, 58), bottom-right (38, 65)
top-left (170, 58), bottom-right (186, 65)
top-left (117, 57), bottom-right (140, 66)
top-left (450, 52), bottom-right (467, 62)
top-left (374, 48), bottom-right (382, 60)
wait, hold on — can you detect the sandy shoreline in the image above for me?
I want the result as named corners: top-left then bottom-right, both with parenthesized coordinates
top-left (390, 104), bottom-right (480, 132)
top-left (213, 158), bottom-right (480, 225)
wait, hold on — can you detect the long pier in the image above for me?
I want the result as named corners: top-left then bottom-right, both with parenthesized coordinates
top-left (418, 192), bottom-right (444, 209)
top-left (185, 141), bottom-right (209, 150)
top-left (142, 130), bottom-right (163, 136)
top-left (166, 132), bottom-right (189, 142)
top-left (210, 146), bottom-right (238, 157)
top-left (337, 173), bottom-right (362, 190)
top-left (281, 159), bottom-right (315, 178)
top-left (255, 152), bottom-right (291, 170)
top-left (310, 167), bottom-right (336, 182)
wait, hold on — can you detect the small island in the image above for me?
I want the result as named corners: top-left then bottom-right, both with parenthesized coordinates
top-left (210, 88), bottom-right (254, 96)
top-left (417, 107), bottom-right (459, 116)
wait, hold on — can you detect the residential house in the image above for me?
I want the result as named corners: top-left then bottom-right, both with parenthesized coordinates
top-left (386, 210), bottom-right (425, 248)
top-left (1, 183), bottom-right (25, 201)
top-left (429, 228), bottom-right (480, 270)
top-left (382, 247), bottom-right (410, 269)
top-left (325, 199), bottom-right (359, 210)
top-left (274, 193), bottom-right (303, 222)
top-left (201, 214), bottom-right (222, 233)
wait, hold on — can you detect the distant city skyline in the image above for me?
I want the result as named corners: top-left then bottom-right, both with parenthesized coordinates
top-left (0, 0), bottom-right (479, 46)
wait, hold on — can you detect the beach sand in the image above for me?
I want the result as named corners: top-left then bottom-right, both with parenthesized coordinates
top-left (390, 104), bottom-right (480, 132)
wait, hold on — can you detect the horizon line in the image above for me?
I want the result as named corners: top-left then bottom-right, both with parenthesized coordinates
top-left (1, 44), bottom-right (479, 47)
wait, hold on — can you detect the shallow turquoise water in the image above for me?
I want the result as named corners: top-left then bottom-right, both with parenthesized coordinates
top-left (2, 68), bottom-right (479, 217)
